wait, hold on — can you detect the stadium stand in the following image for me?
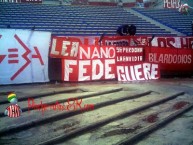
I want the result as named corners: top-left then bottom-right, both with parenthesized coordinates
top-left (133, 8), bottom-right (193, 36)
top-left (0, 2), bottom-right (176, 36)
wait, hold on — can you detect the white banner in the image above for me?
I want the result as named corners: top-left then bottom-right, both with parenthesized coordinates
top-left (0, 29), bottom-right (51, 84)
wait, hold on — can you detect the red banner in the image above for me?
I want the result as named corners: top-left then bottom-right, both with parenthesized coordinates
top-left (49, 36), bottom-right (193, 82)
top-left (60, 45), bottom-right (160, 82)
top-left (102, 36), bottom-right (193, 49)
top-left (50, 36), bottom-right (193, 51)
top-left (145, 47), bottom-right (193, 71)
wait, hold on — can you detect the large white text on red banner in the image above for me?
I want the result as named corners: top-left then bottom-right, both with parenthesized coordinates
top-left (50, 36), bottom-right (161, 82)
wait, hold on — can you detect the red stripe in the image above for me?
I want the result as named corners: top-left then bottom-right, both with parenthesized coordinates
top-left (8, 54), bottom-right (18, 58)
top-left (32, 47), bottom-right (44, 65)
top-left (12, 105), bottom-right (15, 118)
top-left (8, 60), bottom-right (19, 64)
top-left (7, 106), bottom-right (11, 117)
top-left (11, 35), bottom-right (31, 81)
top-left (9, 105), bottom-right (13, 117)
top-left (14, 106), bottom-right (19, 117)
top-left (7, 105), bottom-right (20, 118)
top-left (8, 48), bottom-right (18, 52)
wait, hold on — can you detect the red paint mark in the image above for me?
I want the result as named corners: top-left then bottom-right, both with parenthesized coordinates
top-left (8, 54), bottom-right (18, 58)
top-left (11, 35), bottom-right (31, 81)
top-left (32, 46), bottom-right (44, 65)
top-left (8, 60), bottom-right (19, 64)
top-left (0, 55), bottom-right (6, 63)
top-left (173, 101), bottom-right (189, 110)
top-left (81, 104), bottom-right (95, 111)
top-left (8, 48), bottom-right (18, 52)
top-left (143, 113), bottom-right (158, 123)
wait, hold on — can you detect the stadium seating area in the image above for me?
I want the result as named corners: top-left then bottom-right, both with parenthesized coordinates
top-left (0, 2), bottom-right (190, 36)
top-left (133, 8), bottom-right (193, 36)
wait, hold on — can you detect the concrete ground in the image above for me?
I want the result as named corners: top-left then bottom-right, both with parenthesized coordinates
top-left (0, 78), bottom-right (193, 145)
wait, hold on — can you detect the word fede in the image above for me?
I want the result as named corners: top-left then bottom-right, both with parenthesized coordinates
top-left (28, 98), bottom-right (94, 115)
top-left (54, 43), bottom-right (117, 81)
top-left (117, 63), bottom-right (159, 81)
top-left (63, 59), bottom-right (115, 81)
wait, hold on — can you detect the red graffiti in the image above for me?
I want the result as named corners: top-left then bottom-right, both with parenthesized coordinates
top-left (28, 97), bottom-right (95, 115)
top-left (8, 48), bottom-right (19, 64)
top-left (32, 46), bottom-right (44, 65)
top-left (0, 34), bottom-right (45, 81)
top-left (11, 35), bottom-right (32, 80)
top-left (0, 35), bottom-right (6, 63)
top-left (0, 55), bottom-right (6, 64)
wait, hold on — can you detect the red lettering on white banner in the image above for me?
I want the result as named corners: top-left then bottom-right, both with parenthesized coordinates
top-left (11, 34), bottom-right (32, 80)
top-left (8, 48), bottom-right (19, 64)
top-left (32, 47), bottom-right (44, 65)
top-left (9, 35), bottom-right (44, 80)
top-left (0, 29), bottom-right (51, 84)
